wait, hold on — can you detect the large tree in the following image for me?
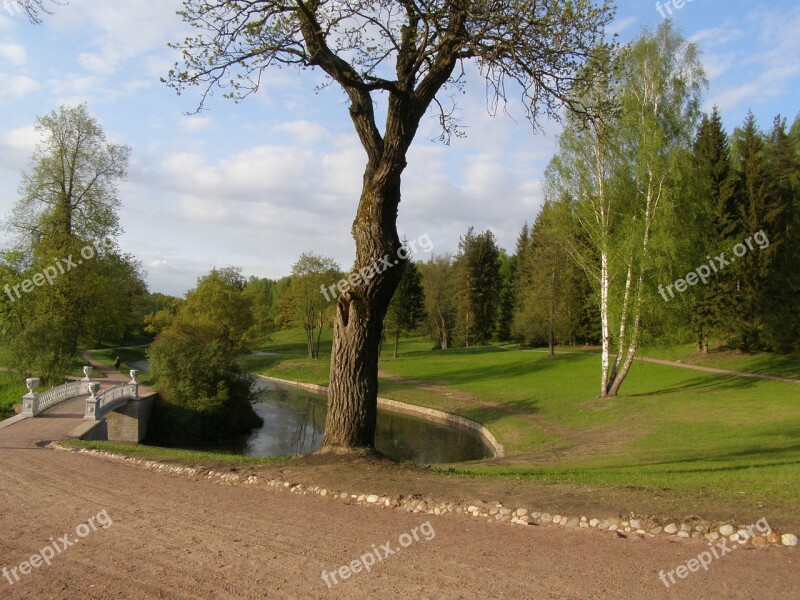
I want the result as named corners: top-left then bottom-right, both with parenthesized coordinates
top-left (146, 268), bottom-right (263, 443)
top-left (277, 253), bottom-right (340, 358)
top-left (167, 0), bottom-right (614, 450)
top-left (7, 104), bottom-right (128, 246)
top-left (0, 105), bottom-right (141, 378)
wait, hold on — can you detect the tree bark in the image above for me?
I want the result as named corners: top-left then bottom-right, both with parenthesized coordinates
top-left (548, 257), bottom-right (556, 358)
top-left (322, 176), bottom-right (404, 451)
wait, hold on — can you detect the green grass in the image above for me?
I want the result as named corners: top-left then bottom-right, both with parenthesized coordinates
top-left (0, 371), bottom-right (25, 419)
top-left (62, 439), bottom-right (292, 464)
top-left (250, 329), bottom-right (800, 510)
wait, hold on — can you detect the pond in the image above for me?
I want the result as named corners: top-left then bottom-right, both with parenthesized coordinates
top-left (221, 379), bottom-right (493, 463)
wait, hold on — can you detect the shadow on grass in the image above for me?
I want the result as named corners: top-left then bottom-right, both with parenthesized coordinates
top-left (406, 351), bottom-right (590, 389)
top-left (623, 373), bottom-right (764, 398)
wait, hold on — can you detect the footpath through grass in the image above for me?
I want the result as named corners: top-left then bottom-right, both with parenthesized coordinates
top-left (246, 330), bottom-right (800, 518)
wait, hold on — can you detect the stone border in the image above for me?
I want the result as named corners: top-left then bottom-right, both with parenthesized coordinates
top-left (50, 443), bottom-right (798, 549)
top-left (0, 413), bottom-right (31, 430)
top-left (257, 375), bottom-right (504, 458)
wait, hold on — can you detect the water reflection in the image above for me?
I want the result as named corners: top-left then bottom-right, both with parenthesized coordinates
top-left (236, 379), bottom-right (491, 463)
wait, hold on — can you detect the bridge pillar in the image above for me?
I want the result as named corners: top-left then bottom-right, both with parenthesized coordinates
top-left (21, 378), bottom-right (41, 416)
top-left (106, 395), bottom-right (154, 443)
top-left (84, 382), bottom-right (101, 420)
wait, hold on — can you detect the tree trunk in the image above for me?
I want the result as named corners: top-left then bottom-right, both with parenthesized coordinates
top-left (305, 325), bottom-right (314, 359)
top-left (393, 330), bottom-right (400, 358)
top-left (322, 176), bottom-right (404, 452)
top-left (315, 310), bottom-right (324, 360)
top-left (599, 249), bottom-right (611, 397)
top-left (437, 309), bottom-right (448, 350)
top-left (548, 260), bottom-right (556, 358)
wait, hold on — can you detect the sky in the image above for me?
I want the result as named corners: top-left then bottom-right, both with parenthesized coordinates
top-left (0, 0), bottom-right (798, 296)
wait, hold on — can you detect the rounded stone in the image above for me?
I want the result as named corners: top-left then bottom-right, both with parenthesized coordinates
top-left (781, 534), bottom-right (799, 547)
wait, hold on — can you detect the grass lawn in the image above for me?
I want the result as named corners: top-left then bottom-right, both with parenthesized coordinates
top-left (0, 371), bottom-right (25, 419)
top-left (247, 329), bottom-right (800, 516)
top-left (62, 440), bottom-right (290, 465)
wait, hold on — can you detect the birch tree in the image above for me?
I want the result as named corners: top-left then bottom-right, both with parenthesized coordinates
top-left (545, 22), bottom-right (705, 397)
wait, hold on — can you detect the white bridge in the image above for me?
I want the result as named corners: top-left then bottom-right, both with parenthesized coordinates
top-left (21, 366), bottom-right (141, 421)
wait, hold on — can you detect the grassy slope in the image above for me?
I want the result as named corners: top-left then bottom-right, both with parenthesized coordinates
top-left (0, 371), bottom-right (24, 419)
top-left (247, 329), bottom-right (800, 510)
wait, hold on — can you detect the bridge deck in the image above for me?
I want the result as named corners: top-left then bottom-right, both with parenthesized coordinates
top-left (0, 396), bottom-right (89, 449)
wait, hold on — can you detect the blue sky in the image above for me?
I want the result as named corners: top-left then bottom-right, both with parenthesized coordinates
top-left (0, 0), bottom-right (798, 295)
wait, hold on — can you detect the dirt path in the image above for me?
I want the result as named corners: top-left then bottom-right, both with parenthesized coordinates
top-left (634, 356), bottom-right (800, 383)
top-left (522, 348), bottom-right (800, 384)
top-left (1, 416), bottom-right (798, 599)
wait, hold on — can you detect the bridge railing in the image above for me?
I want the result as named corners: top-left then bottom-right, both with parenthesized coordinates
top-left (38, 381), bottom-right (92, 413)
top-left (22, 367), bottom-right (141, 419)
top-left (22, 377), bottom-right (92, 416)
top-left (89, 383), bottom-right (139, 420)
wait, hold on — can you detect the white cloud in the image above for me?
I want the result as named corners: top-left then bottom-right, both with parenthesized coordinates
top-left (178, 115), bottom-right (213, 133)
top-left (609, 16), bottom-right (637, 36)
top-left (690, 26), bottom-right (745, 48)
top-left (701, 53), bottom-right (735, 80)
top-left (707, 5), bottom-right (800, 113)
top-left (270, 120), bottom-right (329, 145)
top-left (0, 73), bottom-right (39, 98)
top-left (0, 42), bottom-right (26, 65)
top-left (77, 51), bottom-right (117, 75)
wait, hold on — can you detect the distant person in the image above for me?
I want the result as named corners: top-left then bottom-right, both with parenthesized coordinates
top-left (114, 356), bottom-right (121, 371)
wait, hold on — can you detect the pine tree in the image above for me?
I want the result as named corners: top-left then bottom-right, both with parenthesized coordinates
top-left (687, 106), bottom-right (736, 351)
top-left (731, 113), bottom-right (772, 350)
top-left (453, 228), bottom-right (502, 346)
top-left (761, 116), bottom-right (800, 350)
top-left (385, 258), bottom-right (425, 357)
